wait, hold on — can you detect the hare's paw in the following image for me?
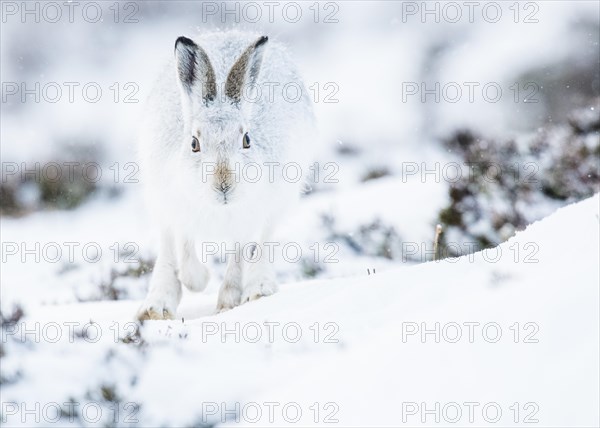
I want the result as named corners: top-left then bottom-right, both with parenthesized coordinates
top-left (136, 297), bottom-right (176, 321)
top-left (179, 259), bottom-right (210, 292)
top-left (216, 283), bottom-right (242, 313)
top-left (241, 280), bottom-right (278, 304)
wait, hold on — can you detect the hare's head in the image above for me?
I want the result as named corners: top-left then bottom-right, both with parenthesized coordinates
top-left (174, 35), bottom-right (269, 206)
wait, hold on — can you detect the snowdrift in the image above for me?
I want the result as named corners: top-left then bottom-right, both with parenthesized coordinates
top-left (2, 194), bottom-right (598, 427)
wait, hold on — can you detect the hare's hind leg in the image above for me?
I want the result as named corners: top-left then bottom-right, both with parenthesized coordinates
top-left (177, 239), bottom-right (210, 292)
top-left (136, 229), bottom-right (181, 321)
top-left (216, 247), bottom-right (244, 312)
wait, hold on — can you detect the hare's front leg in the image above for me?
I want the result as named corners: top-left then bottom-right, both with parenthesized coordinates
top-left (177, 239), bottom-right (210, 292)
top-left (137, 229), bottom-right (181, 321)
top-left (216, 248), bottom-right (244, 312)
top-left (241, 243), bottom-right (278, 303)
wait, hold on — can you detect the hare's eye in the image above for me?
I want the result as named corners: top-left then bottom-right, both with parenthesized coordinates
top-left (191, 136), bottom-right (200, 153)
top-left (242, 132), bottom-right (251, 149)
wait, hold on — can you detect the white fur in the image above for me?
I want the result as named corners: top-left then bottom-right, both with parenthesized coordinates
top-left (136, 31), bottom-right (315, 320)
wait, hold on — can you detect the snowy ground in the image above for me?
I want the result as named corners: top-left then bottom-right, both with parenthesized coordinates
top-left (1, 194), bottom-right (599, 427)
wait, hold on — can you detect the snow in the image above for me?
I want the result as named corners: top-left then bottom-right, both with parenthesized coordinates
top-left (2, 194), bottom-right (598, 427)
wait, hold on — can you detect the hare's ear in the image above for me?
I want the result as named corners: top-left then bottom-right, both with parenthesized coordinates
top-left (225, 36), bottom-right (268, 104)
top-left (174, 36), bottom-right (217, 104)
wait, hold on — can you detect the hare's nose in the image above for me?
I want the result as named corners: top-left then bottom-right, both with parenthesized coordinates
top-left (220, 182), bottom-right (231, 194)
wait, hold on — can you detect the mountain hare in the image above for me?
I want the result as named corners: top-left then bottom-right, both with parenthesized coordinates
top-left (136, 32), bottom-right (315, 320)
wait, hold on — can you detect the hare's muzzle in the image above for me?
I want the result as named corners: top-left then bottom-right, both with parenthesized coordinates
top-left (213, 160), bottom-right (235, 204)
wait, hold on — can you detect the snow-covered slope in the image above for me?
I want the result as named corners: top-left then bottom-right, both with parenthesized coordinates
top-left (2, 195), bottom-right (599, 427)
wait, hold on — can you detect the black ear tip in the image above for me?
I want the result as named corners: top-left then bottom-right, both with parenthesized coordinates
top-left (175, 36), bottom-right (196, 51)
top-left (255, 36), bottom-right (268, 48)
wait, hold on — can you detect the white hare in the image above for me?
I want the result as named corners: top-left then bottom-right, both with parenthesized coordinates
top-left (136, 31), bottom-right (315, 320)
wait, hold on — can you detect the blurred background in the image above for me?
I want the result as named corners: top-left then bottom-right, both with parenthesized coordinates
top-left (1, 0), bottom-right (599, 307)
